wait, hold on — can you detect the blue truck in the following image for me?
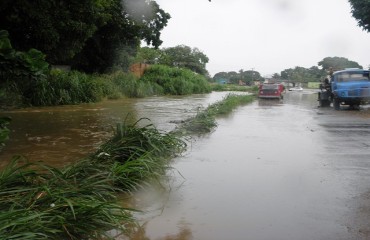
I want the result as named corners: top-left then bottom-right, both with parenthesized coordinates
top-left (318, 68), bottom-right (370, 110)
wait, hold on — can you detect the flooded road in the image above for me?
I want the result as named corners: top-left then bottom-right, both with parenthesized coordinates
top-left (2, 90), bottom-right (370, 240)
top-left (126, 90), bottom-right (370, 240)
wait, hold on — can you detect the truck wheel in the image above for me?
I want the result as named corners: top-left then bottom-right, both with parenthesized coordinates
top-left (333, 98), bottom-right (340, 110)
top-left (319, 100), bottom-right (330, 107)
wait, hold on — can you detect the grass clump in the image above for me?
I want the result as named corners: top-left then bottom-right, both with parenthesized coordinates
top-left (93, 120), bottom-right (187, 192)
top-left (175, 93), bottom-right (255, 135)
top-left (211, 83), bottom-right (259, 93)
top-left (0, 157), bottom-right (134, 240)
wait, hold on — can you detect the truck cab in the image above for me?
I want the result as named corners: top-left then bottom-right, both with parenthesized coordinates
top-left (331, 69), bottom-right (370, 109)
top-left (319, 68), bottom-right (370, 110)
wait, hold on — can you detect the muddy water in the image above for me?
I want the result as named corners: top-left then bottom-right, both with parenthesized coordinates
top-left (125, 90), bottom-right (370, 240)
top-left (0, 92), bottom-right (232, 168)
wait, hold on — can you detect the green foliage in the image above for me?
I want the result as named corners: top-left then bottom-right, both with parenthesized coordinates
top-left (135, 47), bottom-right (162, 64)
top-left (211, 83), bottom-right (258, 92)
top-left (94, 120), bottom-right (186, 191)
top-left (280, 66), bottom-right (326, 83)
top-left (0, 117), bottom-right (11, 152)
top-left (104, 71), bottom-right (161, 98)
top-left (0, 0), bottom-right (113, 64)
top-left (0, 0), bottom-right (170, 72)
top-left (0, 157), bottom-right (134, 240)
top-left (213, 70), bottom-right (264, 85)
top-left (0, 30), bottom-right (50, 107)
top-left (318, 56), bottom-right (363, 71)
top-left (175, 94), bottom-right (255, 135)
top-left (26, 70), bottom-right (105, 105)
top-left (349, 0), bottom-right (370, 33)
top-left (158, 45), bottom-right (209, 76)
top-left (141, 65), bottom-right (211, 95)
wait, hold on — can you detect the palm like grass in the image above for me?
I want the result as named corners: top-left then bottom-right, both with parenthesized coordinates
top-left (0, 158), bottom-right (134, 240)
top-left (94, 120), bottom-right (186, 192)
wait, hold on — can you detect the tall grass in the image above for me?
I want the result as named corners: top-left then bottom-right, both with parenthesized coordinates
top-left (140, 65), bottom-right (211, 95)
top-left (93, 121), bottom-right (187, 191)
top-left (174, 94), bottom-right (255, 135)
top-left (211, 83), bottom-right (259, 92)
top-left (0, 157), bottom-right (134, 240)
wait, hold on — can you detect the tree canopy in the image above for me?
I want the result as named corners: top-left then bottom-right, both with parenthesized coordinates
top-left (213, 69), bottom-right (263, 85)
top-left (318, 56), bottom-right (363, 71)
top-left (0, 0), bottom-right (170, 73)
top-left (348, 0), bottom-right (370, 33)
top-left (160, 45), bottom-right (209, 76)
top-left (135, 45), bottom-right (210, 76)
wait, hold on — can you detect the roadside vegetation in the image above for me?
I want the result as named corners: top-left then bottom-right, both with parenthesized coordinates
top-left (211, 83), bottom-right (258, 92)
top-left (0, 93), bottom-right (255, 239)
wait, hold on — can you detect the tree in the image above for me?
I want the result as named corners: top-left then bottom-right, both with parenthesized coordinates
top-left (318, 56), bottom-right (362, 71)
top-left (348, 0), bottom-right (370, 33)
top-left (0, 0), bottom-right (113, 64)
top-left (212, 70), bottom-right (263, 85)
top-left (135, 47), bottom-right (162, 64)
top-left (281, 66), bottom-right (326, 83)
top-left (159, 45), bottom-right (209, 76)
top-left (0, 0), bottom-right (170, 72)
top-left (72, 0), bottom-right (170, 73)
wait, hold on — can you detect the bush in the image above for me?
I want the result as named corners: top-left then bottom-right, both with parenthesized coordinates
top-left (140, 65), bottom-right (211, 95)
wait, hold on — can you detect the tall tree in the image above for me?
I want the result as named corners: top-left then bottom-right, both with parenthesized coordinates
top-left (159, 45), bottom-right (209, 75)
top-left (73, 0), bottom-right (170, 73)
top-left (0, 0), bottom-right (170, 72)
top-left (318, 56), bottom-right (362, 71)
top-left (0, 0), bottom-right (113, 64)
top-left (348, 0), bottom-right (370, 32)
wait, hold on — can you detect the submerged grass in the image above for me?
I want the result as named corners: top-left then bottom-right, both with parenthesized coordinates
top-left (175, 93), bottom-right (255, 135)
top-left (0, 93), bottom-right (255, 239)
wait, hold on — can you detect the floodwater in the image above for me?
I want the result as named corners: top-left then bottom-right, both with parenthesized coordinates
top-left (0, 92), bottom-right (230, 168)
top-left (123, 90), bottom-right (370, 240)
top-left (2, 90), bottom-right (370, 240)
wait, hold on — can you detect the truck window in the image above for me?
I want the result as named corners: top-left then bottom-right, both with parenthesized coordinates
top-left (335, 72), bottom-right (370, 82)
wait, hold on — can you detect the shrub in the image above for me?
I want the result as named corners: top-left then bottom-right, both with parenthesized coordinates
top-left (140, 65), bottom-right (211, 95)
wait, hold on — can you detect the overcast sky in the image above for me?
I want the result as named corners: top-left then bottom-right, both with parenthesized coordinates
top-left (153, 0), bottom-right (370, 77)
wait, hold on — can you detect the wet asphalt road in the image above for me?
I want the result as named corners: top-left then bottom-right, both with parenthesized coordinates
top-left (130, 90), bottom-right (370, 240)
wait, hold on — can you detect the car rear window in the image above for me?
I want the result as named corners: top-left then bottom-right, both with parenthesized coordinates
top-left (262, 84), bottom-right (279, 89)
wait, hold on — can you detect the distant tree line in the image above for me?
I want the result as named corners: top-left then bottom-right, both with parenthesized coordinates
top-left (213, 70), bottom-right (263, 85)
top-left (212, 56), bottom-right (364, 84)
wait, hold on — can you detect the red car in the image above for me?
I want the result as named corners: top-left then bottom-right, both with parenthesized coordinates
top-left (258, 83), bottom-right (285, 99)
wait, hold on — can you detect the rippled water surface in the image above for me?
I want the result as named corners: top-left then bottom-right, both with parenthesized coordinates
top-left (0, 92), bottom-right (231, 168)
